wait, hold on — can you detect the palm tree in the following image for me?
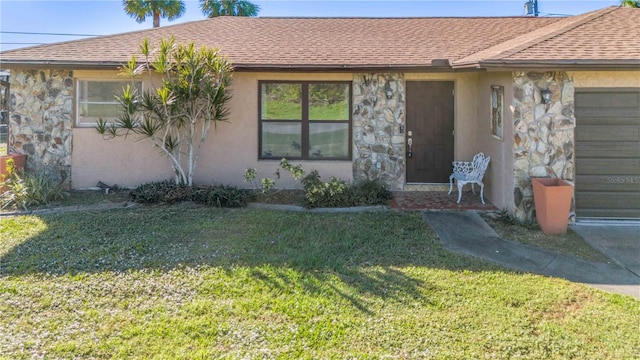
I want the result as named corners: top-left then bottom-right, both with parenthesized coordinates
top-left (200, 0), bottom-right (260, 18)
top-left (123, 0), bottom-right (186, 28)
top-left (621, 0), bottom-right (640, 7)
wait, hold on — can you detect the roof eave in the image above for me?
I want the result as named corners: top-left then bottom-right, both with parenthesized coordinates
top-left (453, 59), bottom-right (640, 71)
top-left (0, 60), bottom-right (459, 73)
top-left (0, 60), bottom-right (125, 70)
top-left (233, 63), bottom-right (456, 72)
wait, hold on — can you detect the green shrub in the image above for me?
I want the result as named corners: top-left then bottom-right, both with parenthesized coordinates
top-left (300, 172), bottom-right (390, 209)
top-left (246, 159), bottom-right (392, 209)
top-left (130, 180), bottom-right (179, 204)
top-left (350, 179), bottom-right (392, 206)
top-left (1, 159), bottom-right (65, 210)
top-left (301, 170), bottom-right (350, 208)
top-left (192, 185), bottom-right (248, 208)
top-left (130, 181), bottom-right (248, 208)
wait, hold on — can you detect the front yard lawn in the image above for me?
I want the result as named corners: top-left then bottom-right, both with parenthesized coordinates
top-left (1, 205), bottom-right (638, 358)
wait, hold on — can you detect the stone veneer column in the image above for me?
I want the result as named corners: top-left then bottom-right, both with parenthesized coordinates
top-left (352, 73), bottom-right (406, 190)
top-left (9, 69), bottom-right (73, 189)
top-left (512, 71), bottom-right (575, 222)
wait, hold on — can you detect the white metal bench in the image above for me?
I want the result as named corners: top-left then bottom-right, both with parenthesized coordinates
top-left (448, 152), bottom-right (491, 204)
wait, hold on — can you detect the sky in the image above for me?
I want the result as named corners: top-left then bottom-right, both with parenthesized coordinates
top-left (0, 0), bottom-right (621, 52)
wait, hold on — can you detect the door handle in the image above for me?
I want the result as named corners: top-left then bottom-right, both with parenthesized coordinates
top-left (407, 138), bottom-right (413, 158)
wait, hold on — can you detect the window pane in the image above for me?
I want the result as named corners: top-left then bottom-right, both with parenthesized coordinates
top-left (79, 81), bottom-right (140, 102)
top-left (261, 122), bottom-right (302, 158)
top-left (309, 83), bottom-right (349, 121)
top-left (77, 80), bottom-right (142, 125)
top-left (309, 123), bottom-right (349, 158)
top-left (78, 103), bottom-right (121, 120)
top-left (261, 83), bottom-right (301, 120)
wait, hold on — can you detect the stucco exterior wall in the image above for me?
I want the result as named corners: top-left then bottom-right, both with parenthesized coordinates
top-left (72, 131), bottom-right (175, 188)
top-left (71, 71), bottom-right (488, 190)
top-left (24, 68), bottom-right (564, 199)
top-left (476, 72), bottom-right (515, 212)
top-left (570, 71), bottom-right (640, 88)
top-left (71, 71), bottom-right (354, 189)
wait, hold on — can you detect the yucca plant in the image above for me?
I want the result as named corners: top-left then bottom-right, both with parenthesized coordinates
top-left (97, 37), bottom-right (233, 187)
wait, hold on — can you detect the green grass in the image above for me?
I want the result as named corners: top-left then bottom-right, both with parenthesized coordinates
top-left (481, 212), bottom-right (610, 263)
top-left (0, 189), bottom-right (131, 214)
top-left (54, 189), bottom-right (131, 207)
top-left (1, 206), bottom-right (638, 358)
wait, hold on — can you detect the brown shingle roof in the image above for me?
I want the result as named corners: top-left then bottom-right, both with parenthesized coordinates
top-left (454, 7), bottom-right (640, 68)
top-left (501, 7), bottom-right (640, 65)
top-left (1, 7), bottom-right (637, 70)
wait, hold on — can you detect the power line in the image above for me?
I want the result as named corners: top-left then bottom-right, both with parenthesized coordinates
top-left (0, 31), bottom-right (100, 37)
top-left (1, 42), bottom-right (46, 45)
top-left (540, 13), bottom-right (571, 17)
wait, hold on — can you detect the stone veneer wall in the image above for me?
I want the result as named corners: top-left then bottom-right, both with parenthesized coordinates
top-left (9, 69), bottom-right (73, 188)
top-left (512, 71), bottom-right (575, 221)
top-left (352, 73), bottom-right (406, 190)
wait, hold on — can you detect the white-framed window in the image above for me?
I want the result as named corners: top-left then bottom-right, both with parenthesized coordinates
top-left (76, 79), bottom-right (142, 127)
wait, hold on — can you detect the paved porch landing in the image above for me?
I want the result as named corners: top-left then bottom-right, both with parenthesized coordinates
top-left (391, 191), bottom-right (498, 211)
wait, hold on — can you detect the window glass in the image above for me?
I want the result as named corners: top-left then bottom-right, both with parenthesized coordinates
top-left (77, 80), bottom-right (142, 126)
top-left (309, 83), bottom-right (350, 121)
top-left (261, 122), bottom-right (302, 158)
top-left (258, 81), bottom-right (351, 160)
top-left (78, 103), bottom-right (121, 120)
top-left (260, 83), bottom-right (302, 120)
top-left (309, 123), bottom-right (349, 158)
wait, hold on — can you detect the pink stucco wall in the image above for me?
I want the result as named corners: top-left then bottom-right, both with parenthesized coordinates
top-left (72, 131), bottom-right (174, 188)
top-left (71, 72), bottom-right (354, 189)
top-left (475, 72), bottom-right (515, 212)
top-left (70, 68), bottom-right (536, 208)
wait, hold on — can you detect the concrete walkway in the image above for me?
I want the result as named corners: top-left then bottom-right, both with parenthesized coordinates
top-left (423, 210), bottom-right (640, 299)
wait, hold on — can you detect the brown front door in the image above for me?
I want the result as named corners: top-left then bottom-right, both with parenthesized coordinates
top-left (406, 81), bottom-right (454, 183)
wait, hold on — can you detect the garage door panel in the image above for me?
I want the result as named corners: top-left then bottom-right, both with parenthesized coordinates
top-left (576, 108), bottom-right (640, 118)
top-left (577, 208), bottom-right (640, 218)
top-left (575, 92), bottom-right (639, 110)
top-left (575, 89), bottom-right (640, 219)
top-left (575, 192), bottom-right (640, 211)
top-left (575, 125), bottom-right (639, 142)
top-left (576, 158), bottom-right (639, 175)
top-left (575, 116), bottom-right (640, 126)
top-left (575, 141), bottom-right (640, 158)
top-left (575, 175), bottom-right (640, 192)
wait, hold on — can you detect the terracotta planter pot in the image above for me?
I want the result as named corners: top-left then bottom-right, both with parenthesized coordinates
top-left (532, 177), bottom-right (573, 235)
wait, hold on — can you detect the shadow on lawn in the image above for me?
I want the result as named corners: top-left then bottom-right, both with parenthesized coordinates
top-left (1, 205), bottom-right (503, 312)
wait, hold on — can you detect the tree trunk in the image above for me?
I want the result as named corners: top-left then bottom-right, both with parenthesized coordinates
top-left (153, 10), bottom-right (160, 28)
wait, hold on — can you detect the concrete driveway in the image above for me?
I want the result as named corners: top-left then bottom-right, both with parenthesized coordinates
top-left (571, 223), bottom-right (640, 297)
